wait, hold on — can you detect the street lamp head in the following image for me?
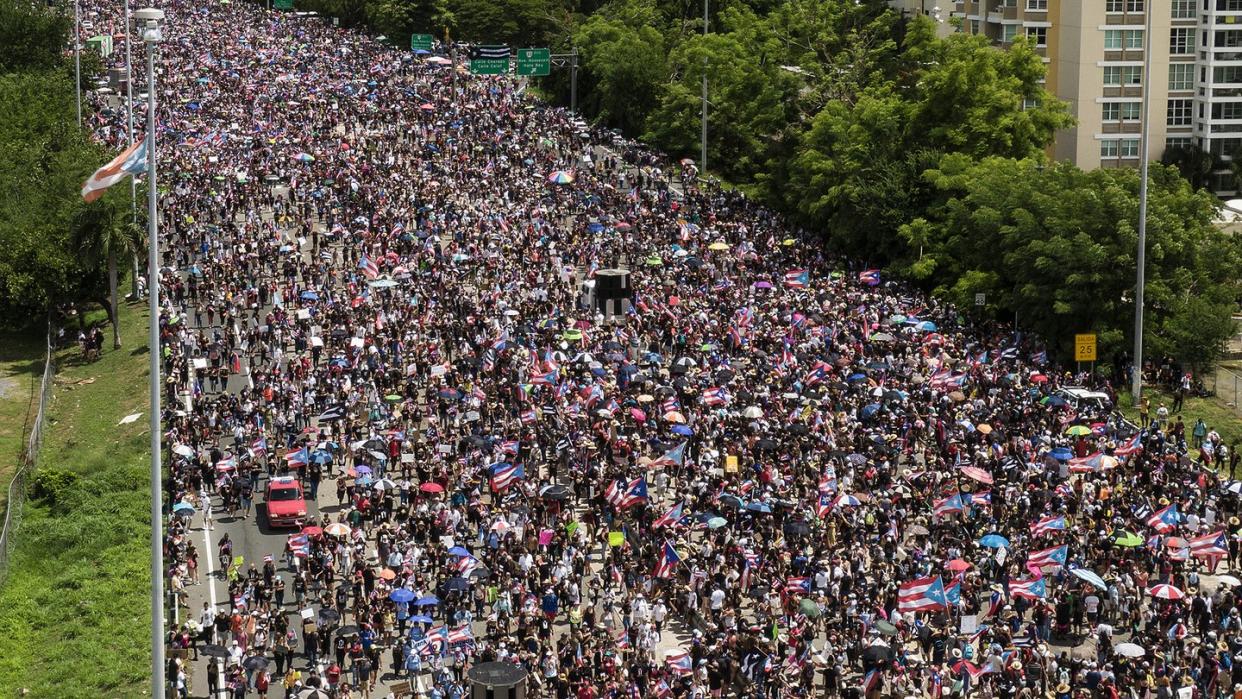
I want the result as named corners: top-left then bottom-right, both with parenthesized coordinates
top-left (135, 7), bottom-right (164, 42)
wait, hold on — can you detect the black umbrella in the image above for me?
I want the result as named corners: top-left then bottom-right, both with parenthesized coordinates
top-left (243, 655), bottom-right (270, 671)
top-left (539, 484), bottom-right (570, 501)
top-left (361, 438), bottom-right (387, 452)
top-left (201, 644), bottom-right (230, 659)
top-left (318, 608), bottom-right (341, 623)
top-left (755, 438), bottom-right (778, 452)
top-left (783, 518), bottom-right (811, 537)
top-left (717, 493), bottom-right (744, 509)
top-left (861, 644), bottom-right (893, 668)
top-left (469, 566), bottom-right (491, 581)
top-left (445, 576), bottom-right (470, 592)
top-left (787, 424), bottom-right (810, 435)
top-left (335, 624), bottom-right (360, 636)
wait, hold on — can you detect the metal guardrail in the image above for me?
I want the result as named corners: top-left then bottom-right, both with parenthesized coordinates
top-left (0, 321), bottom-right (56, 587)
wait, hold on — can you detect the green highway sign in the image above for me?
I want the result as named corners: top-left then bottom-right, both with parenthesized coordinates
top-left (273, 0), bottom-right (293, 9)
top-left (516, 48), bottom-right (550, 76)
top-left (469, 45), bottom-right (510, 75)
top-left (410, 34), bottom-right (433, 52)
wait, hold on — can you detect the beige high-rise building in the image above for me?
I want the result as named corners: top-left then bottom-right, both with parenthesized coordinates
top-left (890, 0), bottom-right (1239, 194)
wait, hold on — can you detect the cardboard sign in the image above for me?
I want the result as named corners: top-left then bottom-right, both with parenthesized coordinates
top-left (608, 531), bottom-right (625, 547)
top-left (725, 455), bottom-right (739, 473)
top-left (296, 309), bottom-right (310, 320)
top-left (192, 358), bottom-right (208, 369)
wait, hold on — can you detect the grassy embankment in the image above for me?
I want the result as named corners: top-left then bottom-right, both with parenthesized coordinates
top-left (0, 300), bottom-right (152, 697)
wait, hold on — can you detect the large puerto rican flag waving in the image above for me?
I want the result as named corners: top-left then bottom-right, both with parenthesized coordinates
top-left (897, 575), bottom-right (947, 613)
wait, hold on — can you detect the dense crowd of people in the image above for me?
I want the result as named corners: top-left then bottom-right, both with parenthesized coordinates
top-left (79, 0), bottom-right (1242, 697)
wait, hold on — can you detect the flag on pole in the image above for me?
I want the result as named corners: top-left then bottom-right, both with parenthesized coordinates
top-left (81, 138), bottom-right (147, 202)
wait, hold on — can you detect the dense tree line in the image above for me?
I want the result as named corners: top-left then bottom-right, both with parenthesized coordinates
top-left (0, 0), bottom-right (138, 341)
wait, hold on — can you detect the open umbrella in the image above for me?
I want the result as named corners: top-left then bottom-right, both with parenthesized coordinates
top-left (547, 170), bottom-right (575, 184)
top-left (874, 620), bottom-right (899, 636)
top-left (979, 534), bottom-right (1010, 548)
top-left (946, 559), bottom-right (972, 572)
top-left (414, 595), bottom-right (440, 606)
top-left (959, 466), bottom-right (993, 485)
top-left (201, 644), bottom-right (230, 658)
top-left (390, 588), bottom-right (415, 603)
top-left (1065, 425), bottom-right (1093, 436)
top-left (1148, 584), bottom-right (1185, 600)
top-left (1114, 642), bottom-right (1145, 658)
top-left (1071, 567), bottom-right (1108, 591)
top-left (243, 656), bottom-right (270, 671)
top-left (1113, 531), bottom-right (1144, 547)
top-left (1049, 446), bottom-right (1074, 461)
top-left (419, 482), bottom-right (444, 493)
top-left (742, 406), bottom-right (763, 419)
top-left (409, 615), bottom-right (434, 624)
top-left (799, 598), bottom-right (821, 618)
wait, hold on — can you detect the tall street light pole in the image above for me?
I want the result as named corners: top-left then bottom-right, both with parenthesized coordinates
top-left (135, 10), bottom-right (165, 698)
top-left (73, 0), bottom-right (82, 126)
top-left (700, 0), bottom-right (707, 175)
top-left (1131, 2), bottom-right (1153, 404)
top-left (126, 0), bottom-right (137, 228)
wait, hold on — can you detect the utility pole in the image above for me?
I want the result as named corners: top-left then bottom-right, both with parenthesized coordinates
top-left (74, 0), bottom-right (82, 126)
top-left (1131, 1), bottom-right (1153, 403)
top-left (126, 0), bottom-right (137, 229)
top-left (570, 46), bottom-right (578, 117)
top-left (700, 0), bottom-right (708, 175)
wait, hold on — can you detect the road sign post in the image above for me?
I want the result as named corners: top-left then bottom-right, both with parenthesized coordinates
top-left (1075, 333), bottom-right (1097, 375)
top-left (410, 34), bottom-right (433, 52)
top-left (516, 48), bottom-right (550, 76)
top-left (469, 45), bottom-right (510, 75)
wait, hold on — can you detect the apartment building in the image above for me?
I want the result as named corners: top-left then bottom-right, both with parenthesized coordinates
top-left (889, 0), bottom-right (1242, 195)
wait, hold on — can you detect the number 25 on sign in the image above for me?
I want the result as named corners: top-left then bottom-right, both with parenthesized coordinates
top-left (1075, 334), bottom-right (1097, 362)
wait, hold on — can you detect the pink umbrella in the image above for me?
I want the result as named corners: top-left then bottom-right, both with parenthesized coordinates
top-left (1148, 584), bottom-right (1185, 600)
top-left (419, 482), bottom-right (444, 494)
top-left (946, 559), bottom-right (972, 572)
top-left (959, 466), bottom-right (994, 485)
top-left (630, 407), bottom-right (647, 422)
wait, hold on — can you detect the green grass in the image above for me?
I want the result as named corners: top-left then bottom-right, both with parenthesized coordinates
top-left (0, 330), bottom-right (44, 511)
top-left (1117, 387), bottom-right (1242, 477)
top-left (0, 299), bottom-right (153, 697)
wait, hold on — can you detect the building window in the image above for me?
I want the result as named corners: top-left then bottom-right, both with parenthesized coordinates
top-left (1125, 30), bottom-right (1144, 49)
top-left (1106, 0), bottom-right (1125, 10)
top-left (1170, 28), bottom-right (1194, 55)
top-left (1168, 98), bottom-right (1193, 126)
top-left (1169, 63), bottom-right (1194, 90)
top-left (1026, 26), bottom-right (1047, 46)
top-left (1026, 0), bottom-right (1047, 9)
top-left (1214, 65), bottom-right (1242, 84)
top-left (1166, 137), bottom-right (1193, 149)
top-left (1101, 140), bottom-right (1120, 158)
top-left (1171, 0), bottom-right (1195, 17)
top-left (1103, 102), bottom-right (1142, 121)
top-left (1105, 30), bottom-right (1122, 50)
top-left (1023, 97), bottom-right (1041, 110)
top-left (1104, 66), bottom-right (1122, 86)
top-left (1212, 102), bottom-right (1242, 120)
top-left (1121, 139), bottom-right (1140, 158)
top-left (1219, 0), bottom-right (1242, 12)
top-left (1003, 24), bottom-right (1019, 43)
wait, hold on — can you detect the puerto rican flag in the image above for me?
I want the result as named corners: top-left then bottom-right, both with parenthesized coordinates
top-left (285, 447), bottom-right (308, 468)
top-left (650, 442), bottom-right (686, 469)
top-left (784, 269), bottom-right (809, 288)
top-left (614, 626), bottom-right (630, 650)
top-left (785, 577), bottom-right (812, 595)
top-left (653, 503), bottom-right (683, 530)
top-left (816, 493), bottom-right (834, 519)
top-left (818, 469), bottom-right (838, 495)
top-left (288, 534), bottom-right (310, 557)
top-left (499, 439), bottom-right (520, 456)
top-left (448, 625), bottom-right (474, 645)
top-left (1189, 530), bottom-right (1229, 558)
top-left (858, 269), bottom-right (881, 286)
top-left (1009, 577), bottom-right (1047, 600)
top-left (803, 361), bottom-right (831, 386)
top-left (529, 370), bottom-right (558, 386)
top-left (862, 669), bottom-right (883, 694)
top-left (653, 540), bottom-right (682, 578)
top-left (653, 680), bottom-right (672, 698)
top-left (933, 494), bottom-right (967, 519)
top-left (944, 576), bottom-right (962, 606)
top-left (897, 576), bottom-right (947, 613)
top-left (981, 590), bottom-right (1004, 619)
top-left (1146, 503), bottom-right (1180, 533)
top-left (1029, 349), bottom-right (1047, 365)
top-left (1115, 431), bottom-right (1144, 458)
top-left (490, 463), bottom-right (524, 491)
top-left (1030, 515), bottom-right (1067, 536)
top-left (358, 255), bottom-right (380, 280)
top-left (605, 477), bottom-right (648, 509)
top-left (665, 651), bottom-right (694, 676)
top-left (1027, 544), bottom-right (1068, 570)
top-left (456, 556), bottom-right (482, 577)
top-left (250, 436), bottom-right (268, 456)
top-left (1069, 452), bottom-right (1108, 473)
top-left (702, 387), bottom-right (730, 406)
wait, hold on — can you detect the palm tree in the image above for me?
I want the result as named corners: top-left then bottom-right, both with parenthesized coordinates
top-left (71, 198), bottom-right (138, 349)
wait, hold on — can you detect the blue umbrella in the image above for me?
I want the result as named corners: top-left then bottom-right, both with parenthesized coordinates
top-left (414, 49), bottom-right (431, 56)
top-left (1049, 447), bottom-right (1074, 461)
top-left (300, 290), bottom-right (319, 301)
top-left (706, 516), bottom-right (728, 529)
top-left (1070, 567), bottom-right (1108, 591)
top-left (447, 546), bottom-right (472, 557)
top-left (409, 614), bottom-right (433, 624)
top-left (172, 502), bottom-right (196, 515)
top-left (860, 403), bottom-right (881, 419)
top-left (915, 320), bottom-right (938, 332)
top-left (414, 595), bottom-right (439, 606)
top-left (718, 494), bottom-right (744, 509)
top-left (670, 425), bottom-right (694, 436)
top-left (355, 465), bottom-right (372, 475)
top-left (979, 534), bottom-right (1010, 549)
top-left (847, 373), bottom-right (867, 382)
top-left (746, 502), bottom-right (773, 514)
top-left (390, 588), bottom-right (415, 603)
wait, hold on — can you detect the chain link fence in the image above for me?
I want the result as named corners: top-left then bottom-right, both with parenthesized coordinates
top-left (0, 322), bottom-right (55, 587)
top-left (1213, 364), bottom-right (1242, 414)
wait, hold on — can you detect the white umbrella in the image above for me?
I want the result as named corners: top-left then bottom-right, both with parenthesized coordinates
top-left (1114, 642), bottom-right (1145, 658)
top-left (172, 444), bottom-right (195, 458)
top-left (742, 406), bottom-right (763, 419)
top-left (1148, 584), bottom-right (1185, 600)
top-left (1218, 575), bottom-right (1242, 587)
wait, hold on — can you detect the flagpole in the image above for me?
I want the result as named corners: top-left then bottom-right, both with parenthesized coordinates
top-left (125, 0), bottom-right (137, 229)
top-left (135, 9), bottom-right (165, 698)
